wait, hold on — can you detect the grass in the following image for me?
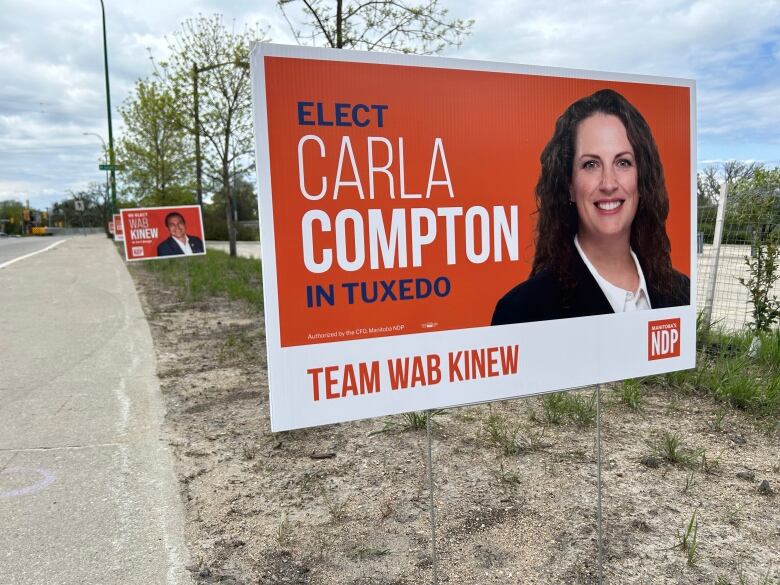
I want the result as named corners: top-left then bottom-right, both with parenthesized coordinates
top-left (541, 391), bottom-right (597, 427)
top-left (137, 249), bottom-right (264, 311)
top-left (653, 432), bottom-right (700, 468)
top-left (648, 324), bottom-right (780, 422)
top-left (321, 486), bottom-right (348, 521)
top-left (217, 330), bottom-right (256, 363)
top-left (617, 378), bottom-right (643, 411)
top-left (675, 509), bottom-right (699, 566)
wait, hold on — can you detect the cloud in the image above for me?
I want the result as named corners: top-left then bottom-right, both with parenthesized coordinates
top-left (2, 0), bottom-right (779, 208)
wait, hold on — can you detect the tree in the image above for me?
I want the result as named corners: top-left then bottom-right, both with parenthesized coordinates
top-left (278, 0), bottom-right (473, 54)
top-left (697, 160), bottom-right (762, 205)
top-left (53, 183), bottom-right (113, 228)
top-left (727, 166), bottom-right (780, 331)
top-left (0, 199), bottom-right (25, 235)
top-left (118, 79), bottom-right (194, 207)
top-left (203, 176), bottom-right (259, 240)
top-left (156, 14), bottom-right (267, 257)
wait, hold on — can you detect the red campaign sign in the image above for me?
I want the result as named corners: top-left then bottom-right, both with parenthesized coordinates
top-left (108, 221), bottom-right (115, 235)
top-left (112, 214), bottom-right (124, 241)
top-left (119, 205), bottom-right (206, 262)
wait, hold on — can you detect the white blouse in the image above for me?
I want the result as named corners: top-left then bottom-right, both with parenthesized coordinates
top-left (574, 236), bottom-right (651, 313)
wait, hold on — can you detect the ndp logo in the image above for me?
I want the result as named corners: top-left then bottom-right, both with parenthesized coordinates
top-left (648, 318), bottom-right (681, 360)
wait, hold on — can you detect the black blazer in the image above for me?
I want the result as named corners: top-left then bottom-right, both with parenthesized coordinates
top-left (491, 253), bottom-right (690, 325)
top-left (156, 235), bottom-right (205, 257)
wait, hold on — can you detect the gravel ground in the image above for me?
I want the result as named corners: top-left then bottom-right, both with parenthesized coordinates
top-left (130, 265), bottom-right (780, 585)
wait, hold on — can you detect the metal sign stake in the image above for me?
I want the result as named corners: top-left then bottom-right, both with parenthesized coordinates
top-left (596, 384), bottom-right (604, 584)
top-left (426, 410), bottom-right (440, 585)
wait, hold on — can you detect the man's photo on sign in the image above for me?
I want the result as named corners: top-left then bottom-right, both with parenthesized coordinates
top-left (157, 211), bottom-right (205, 257)
top-left (492, 89), bottom-right (690, 325)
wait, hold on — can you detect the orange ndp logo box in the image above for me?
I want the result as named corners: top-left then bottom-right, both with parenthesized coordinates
top-left (648, 318), bottom-right (681, 360)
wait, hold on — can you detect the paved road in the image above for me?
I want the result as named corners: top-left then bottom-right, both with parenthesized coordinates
top-left (0, 235), bottom-right (192, 584)
top-left (0, 236), bottom-right (69, 267)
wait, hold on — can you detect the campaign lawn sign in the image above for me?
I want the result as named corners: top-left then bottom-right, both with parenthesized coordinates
top-left (112, 213), bottom-right (124, 242)
top-left (250, 44), bottom-right (696, 431)
top-left (120, 205), bottom-right (206, 262)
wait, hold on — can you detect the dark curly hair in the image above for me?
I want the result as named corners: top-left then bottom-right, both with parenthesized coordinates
top-left (531, 88), bottom-right (677, 296)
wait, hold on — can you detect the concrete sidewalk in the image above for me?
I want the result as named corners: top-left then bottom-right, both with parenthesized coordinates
top-left (0, 235), bottom-right (192, 584)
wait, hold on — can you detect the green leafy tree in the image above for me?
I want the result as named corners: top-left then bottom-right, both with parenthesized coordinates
top-left (118, 79), bottom-right (194, 207)
top-left (155, 14), bottom-right (267, 256)
top-left (729, 166), bottom-right (780, 331)
top-left (203, 176), bottom-right (259, 240)
top-left (278, 0), bottom-right (473, 53)
top-left (0, 199), bottom-right (25, 235)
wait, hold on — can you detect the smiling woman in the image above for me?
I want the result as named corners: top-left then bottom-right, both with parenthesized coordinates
top-left (491, 89), bottom-right (690, 325)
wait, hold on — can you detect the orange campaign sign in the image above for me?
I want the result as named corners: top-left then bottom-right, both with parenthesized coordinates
top-left (112, 213), bottom-right (124, 242)
top-left (251, 44), bottom-right (697, 431)
top-left (119, 205), bottom-right (206, 262)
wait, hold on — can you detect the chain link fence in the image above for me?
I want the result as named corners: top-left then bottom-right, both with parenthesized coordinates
top-left (697, 185), bottom-right (780, 331)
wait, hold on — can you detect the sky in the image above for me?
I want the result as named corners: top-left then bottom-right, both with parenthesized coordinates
top-left (2, 0), bottom-right (779, 209)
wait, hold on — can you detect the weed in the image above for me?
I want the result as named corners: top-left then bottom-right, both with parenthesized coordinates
top-left (369, 410), bottom-right (444, 435)
top-left (682, 469), bottom-right (696, 494)
top-left (755, 329), bottom-right (780, 373)
top-left (664, 368), bottom-right (696, 393)
top-left (708, 407), bottom-right (729, 433)
top-left (542, 393), bottom-right (566, 424)
top-left (541, 391), bottom-right (596, 427)
top-left (217, 330), bottom-right (255, 364)
top-left (618, 378), bottom-right (643, 411)
top-left (653, 432), bottom-right (699, 468)
top-left (486, 414), bottom-right (523, 456)
top-left (568, 393), bottom-right (597, 427)
top-left (486, 414), bottom-right (546, 456)
top-left (402, 410), bottom-right (440, 430)
top-left (675, 509), bottom-right (699, 566)
top-left (700, 450), bottom-right (722, 475)
top-left (321, 487), bottom-right (348, 521)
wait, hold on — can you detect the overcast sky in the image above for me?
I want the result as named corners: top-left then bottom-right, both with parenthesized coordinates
top-left (2, 0), bottom-right (779, 209)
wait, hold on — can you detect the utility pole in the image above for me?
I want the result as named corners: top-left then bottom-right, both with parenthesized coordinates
top-left (99, 0), bottom-right (117, 216)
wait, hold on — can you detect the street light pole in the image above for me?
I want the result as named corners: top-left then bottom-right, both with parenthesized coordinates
top-left (99, 0), bottom-right (117, 216)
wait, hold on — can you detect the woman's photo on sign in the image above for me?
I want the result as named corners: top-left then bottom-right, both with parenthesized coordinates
top-left (492, 89), bottom-right (690, 325)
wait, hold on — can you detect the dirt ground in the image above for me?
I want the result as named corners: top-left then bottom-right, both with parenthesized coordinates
top-left (129, 267), bottom-right (780, 585)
